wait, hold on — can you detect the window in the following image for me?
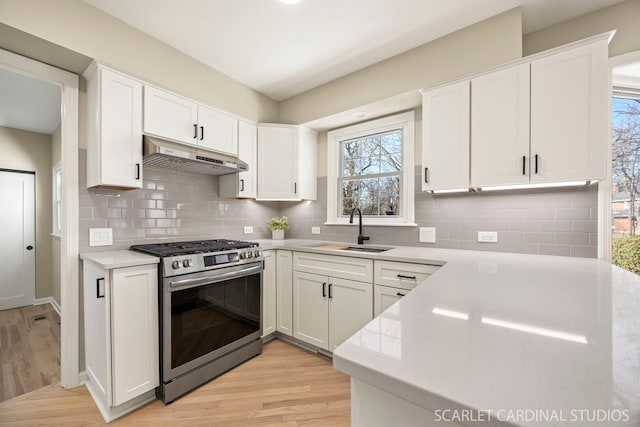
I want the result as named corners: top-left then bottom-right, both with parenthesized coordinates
top-left (326, 111), bottom-right (415, 226)
top-left (52, 162), bottom-right (62, 237)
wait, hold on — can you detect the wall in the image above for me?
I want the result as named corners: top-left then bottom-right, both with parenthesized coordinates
top-left (0, 0), bottom-right (278, 124)
top-left (51, 125), bottom-right (61, 307)
top-left (278, 8), bottom-right (522, 124)
top-left (78, 149), bottom-right (280, 252)
top-left (0, 126), bottom-right (54, 298)
top-left (523, 0), bottom-right (640, 57)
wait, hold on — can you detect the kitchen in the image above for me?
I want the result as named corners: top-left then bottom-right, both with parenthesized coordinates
top-left (0, 0), bottom-right (639, 425)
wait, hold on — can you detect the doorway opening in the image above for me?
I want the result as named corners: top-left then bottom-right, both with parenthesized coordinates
top-left (0, 48), bottom-right (79, 393)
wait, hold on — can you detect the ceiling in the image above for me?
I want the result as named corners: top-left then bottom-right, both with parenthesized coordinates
top-left (0, 67), bottom-right (60, 135)
top-left (85, 0), bottom-right (625, 101)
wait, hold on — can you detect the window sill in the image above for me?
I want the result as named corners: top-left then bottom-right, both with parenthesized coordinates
top-left (51, 233), bottom-right (61, 240)
top-left (324, 222), bottom-right (417, 227)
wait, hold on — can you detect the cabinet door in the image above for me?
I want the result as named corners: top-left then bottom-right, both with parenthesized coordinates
top-left (111, 264), bottom-right (159, 406)
top-left (238, 121), bottom-right (257, 198)
top-left (293, 271), bottom-right (328, 349)
top-left (262, 251), bottom-right (276, 337)
top-left (88, 68), bottom-right (143, 189)
top-left (422, 81), bottom-right (470, 191)
top-left (143, 86), bottom-right (198, 145)
top-left (197, 105), bottom-right (238, 155)
top-left (276, 250), bottom-right (293, 336)
top-left (530, 39), bottom-right (607, 183)
top-left (374, 285), bottom-right (408, 317)
top-left (471, 63), bottom-right (531, 187)
top-left (329, 278), bottom-right (373, 351)
top-left (82, 261), bottom-right (111, 404)
top-left (257, 125), bottom-right (298, 199)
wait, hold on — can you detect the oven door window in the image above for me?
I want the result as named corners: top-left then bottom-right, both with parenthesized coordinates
top-left (170, 274), bottom-right (260, 369)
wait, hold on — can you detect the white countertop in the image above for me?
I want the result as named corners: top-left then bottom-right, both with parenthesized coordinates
top-left (259, 239), bottom-right (640, 427)
top-left (80, 250), bottom-right (159, 269)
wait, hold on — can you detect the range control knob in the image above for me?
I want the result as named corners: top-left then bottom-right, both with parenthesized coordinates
top-left (182, 259), bottom-right (192, 268)
top-left (239, 252), bottom-right (247, 260)
top-left (254, 250), bottom-right (261, 258)
top-left (171, 260), bottom-right (181, 269)
top-left (246, 251), bottom-right (253, 258)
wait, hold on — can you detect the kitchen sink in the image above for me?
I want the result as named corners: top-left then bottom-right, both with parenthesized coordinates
top-left (311, 243), bottom-right (392, 253)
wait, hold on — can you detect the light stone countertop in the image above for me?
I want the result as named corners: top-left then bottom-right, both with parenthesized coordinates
top-left (258, 238), bottom-right (640, 427)
top-left (80, 250), bottom-right (160, 269)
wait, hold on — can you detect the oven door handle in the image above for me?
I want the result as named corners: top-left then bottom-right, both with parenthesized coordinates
top-left (168, 264), bottom-right (263, 291)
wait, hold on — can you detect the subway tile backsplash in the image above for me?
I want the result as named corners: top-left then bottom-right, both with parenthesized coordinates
top-left (80, 153), bottom-right (598, 258)
top-left (282, 167), bottom-right (598, 258)
top-left (79, 149), bottom-right (280, 252)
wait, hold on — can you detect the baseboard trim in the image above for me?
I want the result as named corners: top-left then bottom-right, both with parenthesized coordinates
top-left (34, 297), bottom-right (62, 316)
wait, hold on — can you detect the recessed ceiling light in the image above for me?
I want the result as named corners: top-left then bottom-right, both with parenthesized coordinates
top-left (279, 0), bottom-right (302, 4)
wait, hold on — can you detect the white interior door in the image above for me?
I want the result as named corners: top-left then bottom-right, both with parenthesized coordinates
top-left (0, 170), bottom-right (35, 310)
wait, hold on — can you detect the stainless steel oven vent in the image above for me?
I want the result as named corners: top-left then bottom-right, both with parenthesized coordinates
top-left (143, 136), bottom-right (248, 176)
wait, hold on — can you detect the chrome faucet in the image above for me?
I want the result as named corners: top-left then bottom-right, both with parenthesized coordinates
top-left (349, 207), bottom-right (370, 245)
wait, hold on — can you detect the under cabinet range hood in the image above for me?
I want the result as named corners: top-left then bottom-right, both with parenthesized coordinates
top-left (143, 136), bottom-right (248, 176)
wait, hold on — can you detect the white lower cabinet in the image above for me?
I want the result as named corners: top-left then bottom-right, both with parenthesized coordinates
top-left (276, 250), bottom-right (294, 336)
top-left (82, 260), bottom-right (159, 422)
top-left (293, 253), bottom-right (373, 352)
top-left (373, 260), bottom-right (440, 316)
top-left (262, 251), bottom-right (276, 337)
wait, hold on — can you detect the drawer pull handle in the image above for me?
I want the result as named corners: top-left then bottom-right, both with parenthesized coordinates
top-left (322, 282), bottom-right (326, 298)
top-left (193, 124), bottom-right (198, 139)
top-left (396, 292), bottom-right (406, 297)
top-left (397, 274), bottom-right (417, 280)
top-left (96, 278), bottom-right (105, 298)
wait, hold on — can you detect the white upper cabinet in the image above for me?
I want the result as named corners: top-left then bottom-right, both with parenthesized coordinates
top-left (85, 64), bottom-right (143, 189)
top-left (220, 120), bottom-right (257, 198)
top-left (143, 86), bottom-right (198, 145)
top-left (470, 63), bottom-right (531, 187)
top-left (421, 80), bottom-right (470, 191)
top-left (530, 38), bottom-right (608, 183)
top-left (197, 105), bottom-right (238, 155)
top-left (257, 124), bottom-right (317, 200)
top-left (143, 85), bottom-right (239, 155)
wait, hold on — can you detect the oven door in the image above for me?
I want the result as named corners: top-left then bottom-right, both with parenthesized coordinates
top-left (162, 262), bottom-right (262, 382)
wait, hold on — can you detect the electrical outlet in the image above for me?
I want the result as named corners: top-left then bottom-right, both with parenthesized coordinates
top-left (311, 227), bottom-right (321, 234)
top-left (89, 228), bottom-right (113, 247)
top-left (478, 231), bottom-right (498, 243)
top-left (419, 227), bottom-right (436, 243)
top-left (243, 226), bottom-right (253, 234)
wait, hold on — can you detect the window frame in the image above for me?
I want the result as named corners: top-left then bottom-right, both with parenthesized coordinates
top-left (326, 111), bottom-right (415, 226)
top-left (52, 161), bottom-right (62, 238)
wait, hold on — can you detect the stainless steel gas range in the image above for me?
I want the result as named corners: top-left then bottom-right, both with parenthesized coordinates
top-left (130, 239), bottom-right (264, 403)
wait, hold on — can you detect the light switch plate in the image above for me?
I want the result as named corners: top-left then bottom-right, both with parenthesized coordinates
top-left (478, 231), bottom-right (498, 243)
top-left (243, 226), bottom-right (253, 234)
top-left (419, 227), bottom-right (436, 243)
top-left (89, 228), bottom-right (113, 247)
top-left (311, 227), bottom-right (321, 234)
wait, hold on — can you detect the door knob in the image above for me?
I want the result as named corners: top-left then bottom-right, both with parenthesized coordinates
top-left (26, 245), bottom-right (33, 250)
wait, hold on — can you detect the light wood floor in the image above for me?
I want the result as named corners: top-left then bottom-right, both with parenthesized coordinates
top-left (0, 304), bottom-right (61, 402)
top-left (0, 339), bottom-right (351, 426)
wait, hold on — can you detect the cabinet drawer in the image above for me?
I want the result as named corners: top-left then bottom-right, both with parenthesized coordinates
top-left (374, 285), bottom-right (409, 316)
top-left (293, 252), bottom-right (373, 283)
top-left (374, 260), bottom-right (439, 290)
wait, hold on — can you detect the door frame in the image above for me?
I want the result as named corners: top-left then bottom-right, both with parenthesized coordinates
top-left (600, 50), bottom-right (640, 261)
top-left (0, 48), bottom-right (80, 389)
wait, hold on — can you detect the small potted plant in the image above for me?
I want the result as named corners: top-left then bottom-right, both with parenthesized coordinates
top-left (266, 216), bottom-right (289, 240)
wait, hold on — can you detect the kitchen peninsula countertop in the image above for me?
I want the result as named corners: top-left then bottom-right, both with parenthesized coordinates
top-left (257, 239), bottom-right (640, 426)
top-left (80, 250), bottom-right (159, 269)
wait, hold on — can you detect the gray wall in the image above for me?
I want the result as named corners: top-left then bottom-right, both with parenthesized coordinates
top-left (78, 149), bottom-right (280, 252)
top-left (281, 168), bottom-right (598, 258)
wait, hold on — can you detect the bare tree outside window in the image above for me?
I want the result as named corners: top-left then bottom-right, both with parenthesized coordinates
top-left (612, 97), bottom-right (640, 236)
top-left (339, 129), bottom-right (402, 217)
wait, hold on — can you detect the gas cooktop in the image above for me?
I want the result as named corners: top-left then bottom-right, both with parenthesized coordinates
top-left (130, 239), bottom-right (258, 257)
